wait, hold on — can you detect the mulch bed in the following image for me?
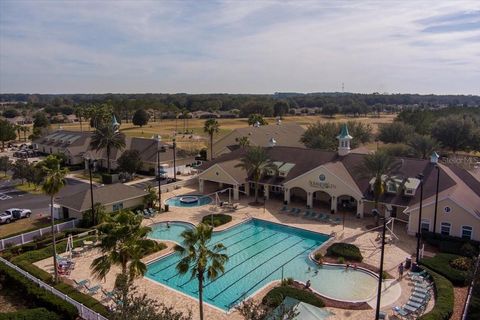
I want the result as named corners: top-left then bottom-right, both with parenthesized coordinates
top-left (451, 286), bottom-right (469, 320)
top-left (290, 282), bottom-right (371, 310)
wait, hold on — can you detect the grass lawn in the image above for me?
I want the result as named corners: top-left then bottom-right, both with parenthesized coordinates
top-left (72, 172), bottom-right (102, 183)
top-left (0, 216), bottom-right (59, 239)
top-left (0, 174), bottom-right (12, 181)
top-left (15, 183), bottom-right (44, 195)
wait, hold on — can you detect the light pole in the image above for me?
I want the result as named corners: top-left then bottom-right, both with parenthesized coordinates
top-left (155, 134), bottom-right (162, 212)
top-left (375, 213), bottom-right (387, 320)
top-left (172, 133), bottom-right (177, 181)
top-left (85, 155), bottom-right (96, 226)
top-left (416, 173), bottom-right (424, 264)
top-left (433, 165), bottom-right (440, 236)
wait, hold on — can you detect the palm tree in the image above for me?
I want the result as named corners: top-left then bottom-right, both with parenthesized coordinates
top-left (90, 125), bottom-right (126, 173)
top-left (91, 210), bottom-right (157, 300)
top-left (236, 136), bottom-right (250, 149)
top-left (235, 146), bottom-right (276, 203)
top-left (14, 124), bottom-right (22, 142)
top-left (203, 119), bottom-right (220, 160)
top-left (75, 107), bottom-right (85, 132)
top-left (174, 223), bottom-right (228, 320)
top-left (20, 126), bottom-right (30, 142)
top-left (356, 150), bottom-right (402, 224)
top-left (407, 134), bottom-right (440, 159)
top-left (42, 164), bottom-right (68, 283)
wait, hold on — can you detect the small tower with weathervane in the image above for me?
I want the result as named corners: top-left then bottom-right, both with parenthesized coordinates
top-left (337, 123), bottom-right (352, 156)
top-left (111, 115), bottom-right (120, 132)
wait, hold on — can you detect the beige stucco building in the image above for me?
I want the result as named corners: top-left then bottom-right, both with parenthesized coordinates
top-left (198, 125), bottom-right (480, 241)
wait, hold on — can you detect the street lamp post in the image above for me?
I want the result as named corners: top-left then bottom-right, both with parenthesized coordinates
top-left (85, 156), bottom-right (96, 226)
top-left (172, 134), bottom-right (177, 181)
top-left (416, 173), bottom-right (424, 264)
top-left (433, 165), bottom-right (440, 236)
top-left (375, 214), bottom-right (387, 320)
top-left (155, 134), bottom-right (162, 212)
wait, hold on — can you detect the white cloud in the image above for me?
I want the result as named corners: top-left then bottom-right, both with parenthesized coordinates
top-left (0, 0), bottom-right (479, 94)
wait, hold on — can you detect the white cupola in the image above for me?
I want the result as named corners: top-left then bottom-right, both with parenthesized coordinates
top-left (430, 151), bottom-right (440, 164)
top-left (336, 123), bottom-right (353, 156)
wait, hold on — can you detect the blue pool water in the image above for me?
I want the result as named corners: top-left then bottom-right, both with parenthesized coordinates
top-left (146, 219), bottom-right (378, 310)
top-left (148, 222), bottom-right (194, 243)
top-left (165, 194), bottom-right (213, 207)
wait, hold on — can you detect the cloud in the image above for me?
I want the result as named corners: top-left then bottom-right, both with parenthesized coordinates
top-left (0, 0), bottom-right (479, 94)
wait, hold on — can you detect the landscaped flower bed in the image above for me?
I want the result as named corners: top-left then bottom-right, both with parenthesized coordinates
top-left (326, 243), bottom-right (363, 262)
top-left (201, 214), bottom-right (232, 227)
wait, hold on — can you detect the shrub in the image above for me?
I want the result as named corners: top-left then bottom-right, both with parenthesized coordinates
top-left (418, 268), bottom-right (454, 320)
top-left (0, 262), bottom-right (78, 320)
top-left (201, 214), bottom-right (232, 227)
top-left (262, 286), bottom-right (325, 309)
top-left (314, 252), bottom-right (323, 261)
top-left (0, 308), bottom-right (61, 320)
top-left (54, 283), bottom-right (109, 317)
top-left (102, 173), bottom-right (113, 184)
top-left (449, 257), bottom-right (473, 271)
top-left (421, 231), bottom-right (479, 257)
top-left (338, 257), bottom-right (345, 264)
top-left (281, 277), bottom-right (294, 286)
top-left (326, 243), bottom-right (363, 262)
top-left (420, 253), bottom-right (468, 286)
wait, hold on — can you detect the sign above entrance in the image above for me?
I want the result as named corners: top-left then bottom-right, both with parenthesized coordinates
top-left (309, 180), bottom-right (336, 190)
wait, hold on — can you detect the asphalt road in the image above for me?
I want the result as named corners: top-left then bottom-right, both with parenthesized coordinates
top-left (0, 178), bottom-right (90, 215)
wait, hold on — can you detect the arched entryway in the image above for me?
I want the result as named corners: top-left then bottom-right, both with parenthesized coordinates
top-left (312, 190), bottom-right (331, 212)
top-left (290, 187), bottom-right (308, 206)
top-left (337, 195), bottom-right (358, 213)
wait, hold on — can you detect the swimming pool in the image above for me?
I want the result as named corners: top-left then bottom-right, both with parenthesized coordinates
top-left (148, 222), bottom-right (194, 244)
top-left (165, 194), bottom-right (213, 207)
top-left (146, 219), bottom-right (378, 311)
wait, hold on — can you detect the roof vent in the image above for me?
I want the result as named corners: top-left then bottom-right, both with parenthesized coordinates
top-left (268, 137), bottom-right (277, 147)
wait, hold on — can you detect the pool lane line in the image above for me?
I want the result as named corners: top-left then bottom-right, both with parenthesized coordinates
top-left (209, 237), bottom-right (305, 300)
top-left (178, 231), bottom-right (282, 287)
top-left (150, 224), bottom-right (257, 276)
top-left (226, 241), bottom-right (321, 308)
top-left (163, 228), bottom-right (272, 282)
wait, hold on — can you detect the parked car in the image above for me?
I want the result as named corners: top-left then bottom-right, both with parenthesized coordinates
top-left (5, 208), bottom-right (32, 219)
top-left (0, 212), bottom-right (13, 224)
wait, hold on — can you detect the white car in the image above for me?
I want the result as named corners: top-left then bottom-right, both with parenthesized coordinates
top-left (0, 212), bottom-right (13, 224)
top-left (5, 208), bottom-right (32, 219)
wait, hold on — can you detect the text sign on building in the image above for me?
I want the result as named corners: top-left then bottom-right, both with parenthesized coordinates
top-left (309, 174), bottom-right (336, 189)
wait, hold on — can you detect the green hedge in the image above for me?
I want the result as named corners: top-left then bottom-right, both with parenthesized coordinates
top-left (326, 243), bottom-right (363, 262)
top-left (0, 262), bottom-right (78, 320)
top-left (55, 283), bottom-right (108, 317)
top-left (420, 253), bottom-right (469, 286)
top-left (262, 286), bottom-right (325, 309)
top-left (0, 308), bottom-right (61, 320)
top-left (421, 231), bottom-right (479, 257)
top-left (418, 268), bottom-right (454, 320)
top-left (201, 214), bottom-right (232, 227)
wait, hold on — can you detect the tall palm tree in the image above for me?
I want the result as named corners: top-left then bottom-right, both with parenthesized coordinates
top-left (42, 164), bottom-right (68, 283)
top-left (203, 119), bottom-right (220, 160)
top-left (174, 223), bottom-right (228, 320)
top-left (75, 107), bottom-right (85, 132)
top-left (14, 124), bottom-right (22, 142)
top-left (356, 150), bottom-right (403, 224)
top-left (407, 134), bottom-right (440, 159)
top-left (20, 126), bottom-right (30, 142)
top-left (91, 210), bottom-right (157, 300)
top-left (236, 136), bottom-right (250, 149)
top-left (90, 125), bottom-right (126, 173)
top-left (235, 146), bottom-right (276, 203)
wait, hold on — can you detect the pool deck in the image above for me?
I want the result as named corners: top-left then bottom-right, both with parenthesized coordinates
top-left (34, 186), bottom-right (434, 319)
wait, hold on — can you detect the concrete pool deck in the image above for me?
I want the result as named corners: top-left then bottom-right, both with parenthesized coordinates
top-left (33, 186), bottom-right (434, 319)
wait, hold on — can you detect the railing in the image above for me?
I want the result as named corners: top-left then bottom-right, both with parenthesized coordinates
top-left (0, 257), bottom-right (108, 320)
top-left (0, 219), bottom-right (79, 251)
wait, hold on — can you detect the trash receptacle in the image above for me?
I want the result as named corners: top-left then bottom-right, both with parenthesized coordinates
top-left (164, 204), bottom-right (169, 212)
top-left (405, 256), bottom-right (412, 269)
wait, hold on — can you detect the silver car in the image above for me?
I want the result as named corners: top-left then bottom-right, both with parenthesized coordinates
top-left (0, 212), bottom-right (13, 224)
top-left (5, 208), bottom-right (32, 219)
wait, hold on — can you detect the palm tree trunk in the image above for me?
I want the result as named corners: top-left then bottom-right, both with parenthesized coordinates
top-left (254, 180), bottom-right (259, 203)
top-left (107, 145), bottom-right (111, 173)
top-left (210, 134), bottom-right (213, 160)
top-left (79, 117), bottom-right (83, 132)
top-left (51, 196), bottom-right (58, 283)
top-left (198, 273), bottom-right (204, 320)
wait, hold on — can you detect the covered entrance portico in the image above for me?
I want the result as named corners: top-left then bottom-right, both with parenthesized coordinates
top-left (197, 161), bottom-right (248, 201)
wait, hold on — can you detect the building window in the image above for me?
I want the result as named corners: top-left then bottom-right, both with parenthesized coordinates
top-left (420, 219), bottom-right (430, 232)
top-left (112, 202), bottom-right (123, 212)
top-left (387, 183), bottom-right (397, 193)
top-left (440, 222), bottom-right (451, 236)
top-left (461, 226), bottom-right (473, 240)
top-left (404, 188), bottom-right (414, 196)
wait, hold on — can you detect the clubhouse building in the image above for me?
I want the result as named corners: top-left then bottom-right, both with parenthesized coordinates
top-left (198, 125), bottom-right (480, 241)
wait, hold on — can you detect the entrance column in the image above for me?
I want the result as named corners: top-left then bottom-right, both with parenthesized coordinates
top-left (264, 185), bottom-right (270, 200)
top-left (199, 179), bottom-right (204, 193)
top-left (284, 188), bottom-right (290, 204)
top-left (330, 195), bottom-right (337, 213)
top-left (244, 183), bottom-right (250, 196)
top-left (357, 200), bottom-right (364, 218)
top-left (233, 185), bottom-right (239, 201)
top-left (307, 192), bottom-right (313, 208)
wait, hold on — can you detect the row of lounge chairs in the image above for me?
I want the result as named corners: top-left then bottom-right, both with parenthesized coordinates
top-left (279, 206), bottom-right (342, 224)
top-left (73, 279), bottom-right (122, 305)
top-left (394, 269), bottom-right (433, 319)
top-left (135, 207), bottom-right (157, 218)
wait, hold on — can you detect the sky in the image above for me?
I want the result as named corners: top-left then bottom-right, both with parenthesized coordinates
top-left (0, 0), bottom-right (479, 95)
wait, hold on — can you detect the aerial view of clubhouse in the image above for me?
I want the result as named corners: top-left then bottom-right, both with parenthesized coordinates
top-left (1, 110), bottom-right (479, 320)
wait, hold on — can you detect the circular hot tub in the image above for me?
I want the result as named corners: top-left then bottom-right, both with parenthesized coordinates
top-left (179, 196), bottom-right (199, 204)
top-left (166, 194), bottom-right (213, 207)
